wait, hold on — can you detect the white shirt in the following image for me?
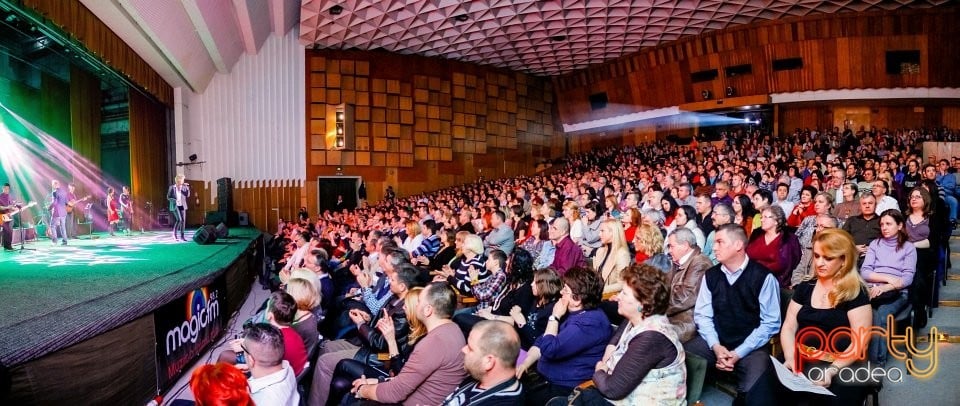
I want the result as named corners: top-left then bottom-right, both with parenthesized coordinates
top-left (249, 361), bottom-right (299, 406)
top-left (175, 184), bottom-right (185, 207)
top-left (876, 195), bottom-right (900, 216)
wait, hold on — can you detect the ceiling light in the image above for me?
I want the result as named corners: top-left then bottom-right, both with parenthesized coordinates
top-left (453, 14), bottom-right (468, 22)
top-left (329, 5), bottom-right (343, 15)
top-left (550, 35), bottom-right (567, 42)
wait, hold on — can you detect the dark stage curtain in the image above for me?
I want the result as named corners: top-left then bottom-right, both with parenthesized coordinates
top-left (129, 90), bottom-right (169, 225)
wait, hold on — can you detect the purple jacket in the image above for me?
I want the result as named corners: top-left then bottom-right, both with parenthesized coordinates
top-left (860, 236), bottom-right (917, 288)
top-left (551, 236), bottom-right (586, 276)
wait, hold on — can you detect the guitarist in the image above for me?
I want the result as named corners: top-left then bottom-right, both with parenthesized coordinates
top-left (0, 183), bottom-right (14, 251)
top-left (66, 183), bottom-right (78, 238)
top-left (48, 179), bottom-right (70, 246)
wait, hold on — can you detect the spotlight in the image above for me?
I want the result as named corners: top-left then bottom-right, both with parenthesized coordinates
top-left (453, 14), bottom-right (469, 22)
top-left (336, 136), bottom-right (345, 148)
top-left (329, 4), bottom-right (343, 15)
top-left (701, 90), bottom-right (712, 100)
top-left (189, 154), bottom-right (198, 162)
top-left (725, 86), bottom-right (735, 97)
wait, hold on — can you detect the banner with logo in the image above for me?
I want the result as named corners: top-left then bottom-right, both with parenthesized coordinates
top-left (154, 274), bottom-right (228, 390)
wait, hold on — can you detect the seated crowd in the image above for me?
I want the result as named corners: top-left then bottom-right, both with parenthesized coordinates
top-left (185, 125), bottom-right (955, 405)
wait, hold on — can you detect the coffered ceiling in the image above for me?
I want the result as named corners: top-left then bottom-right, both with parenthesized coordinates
top-left (76, 0), bottom-right (952, 92)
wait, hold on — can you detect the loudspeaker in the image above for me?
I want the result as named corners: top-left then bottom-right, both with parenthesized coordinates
top-left (238, 212), bottom-right (249, 226)
top-left (193, 225), bottom-right (218, 245)
top-left (215, 223), bottom-right (229, 238)
top-left (216, 177), bottom-right (233, 213)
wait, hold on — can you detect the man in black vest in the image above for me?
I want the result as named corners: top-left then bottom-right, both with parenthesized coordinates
top-left (685, 223), bottom-right (780, 405)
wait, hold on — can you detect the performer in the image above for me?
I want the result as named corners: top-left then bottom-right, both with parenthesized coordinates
top-left (66, 183), bottom-right (77, 238)
top-left (106, 187), bottom-right (120, 236)
top-left (167, 175), bottom-right (190, 241)
top-left (48, 179), bottom-right (69, 246)
top-left (119, 185), bottom-right (133, 235)
top-left (1, 183), bottom-right (15, 251)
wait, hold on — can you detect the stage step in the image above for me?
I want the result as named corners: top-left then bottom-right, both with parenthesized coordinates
top-left (939, 300), bottom-right (960, 307)
top-left (916, 332), bottom-right (960, 344)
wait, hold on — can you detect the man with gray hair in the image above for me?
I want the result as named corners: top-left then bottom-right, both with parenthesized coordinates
top-left (703, 203), bottom-right (734, 264)
top-left (666, 227), bottom-right (712, 342)
top-left (676, 182), bottom-right (697, 207)
top-left (243, 323), bottom-right (299, 405)
top-left (547, 217), bottom-right (585, 276)
top-left (686, 224), bottom-right (780, 405)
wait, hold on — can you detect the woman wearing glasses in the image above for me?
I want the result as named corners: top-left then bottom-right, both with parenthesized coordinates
top-left (746, 205), bottom-right (801, 289)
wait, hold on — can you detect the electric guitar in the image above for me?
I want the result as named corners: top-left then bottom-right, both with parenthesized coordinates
top-left (1, 201), bottom-right (37, 223)
top-left (66, 195), bottom-right (91, 214)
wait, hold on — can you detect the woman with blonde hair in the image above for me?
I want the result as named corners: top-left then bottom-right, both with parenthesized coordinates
top-left (780, 228), bottom-right (870, 405)
top-left (285, 277), bottom-right (322, 350)
top-left (437, 233), bottom-right (488, 296)
top-left (632, 223), bottom-right (664, 264)
top-left (594, 219), bottom-right (631, 296)
top-left (562, 200), bottom-right (585, 244)
top-left (329, 287), bottom-right (426, 404)
top-left (398, 219), bottom-right (423, 254)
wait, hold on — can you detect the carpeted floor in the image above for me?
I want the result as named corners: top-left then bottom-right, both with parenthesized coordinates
top-left (0, 228), bottom-right (261, 366)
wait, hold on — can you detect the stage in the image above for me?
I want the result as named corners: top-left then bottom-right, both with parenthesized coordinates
top-left (0, 227), bottom-right (263, 405)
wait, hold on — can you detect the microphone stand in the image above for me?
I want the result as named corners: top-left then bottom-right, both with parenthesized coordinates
top-left (16, 208), bottom-right (35, 252)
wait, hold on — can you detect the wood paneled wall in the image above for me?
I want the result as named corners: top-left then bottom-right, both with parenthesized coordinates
top-left (306, 50), bottom-right (563, 204)
top-left (23, 0), bottom-right (173, 105)
top-left (184, 180), bottom-right (302, 232)
top-left (778, 104), bottom-right (953, 135)
top-left (554, 7), bottom-right (960, 145)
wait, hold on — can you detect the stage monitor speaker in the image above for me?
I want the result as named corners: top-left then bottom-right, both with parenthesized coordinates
top-left (193, 225), bottom-right (218, 245)
top-left (215, 223), bottom-right (229, 238)
top-left (238, 212), bottom-right (249, 226)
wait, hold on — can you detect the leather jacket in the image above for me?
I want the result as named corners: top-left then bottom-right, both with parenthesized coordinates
top-left (353, 294), bottom-right (410, 367)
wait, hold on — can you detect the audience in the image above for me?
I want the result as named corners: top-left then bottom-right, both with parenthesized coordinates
top-left (350, 282), bottom-right (468, 405)
top-left (861, 210), bottom-right (916, 367)
top-left (780, 229), bottom-right (871, 405)
top-left (588, 264), bottom-right (687, 405)
top-left (443, 320), bottom-right (525, 405)
top-left (548, 217), bottom-right (586, 275)
top-left (685, 224), bottom-right (780, 405)
top-left (516, 266), bottom-right (612, 405)
top-left (745, 205), bottom-right (801, 288)
top-left (665, 227), bottom-right (712, 342)
top-left (183, 363), bottom-right (253, 406)
top-left (243, 323), bottom-right (300, 405)
top-left (248, 123), bottom-right (958, 406)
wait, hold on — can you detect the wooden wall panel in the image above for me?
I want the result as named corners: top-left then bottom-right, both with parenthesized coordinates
top-left (943, 107), bottom-right (960, 129)
top-left (555, 7), bottom-right (960, 150)
top-left (306, 50), bottom-right (562, 203)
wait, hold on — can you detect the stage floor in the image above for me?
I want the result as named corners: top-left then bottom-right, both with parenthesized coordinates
top-left (0, 227), bottom-right (261, 367)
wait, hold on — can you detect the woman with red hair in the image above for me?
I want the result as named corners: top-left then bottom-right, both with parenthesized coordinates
top-left (189, 363), bottom-right (253, 406)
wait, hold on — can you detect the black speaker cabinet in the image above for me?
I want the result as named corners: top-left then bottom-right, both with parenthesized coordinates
top-left (193, 225), bottom-right (218, 245)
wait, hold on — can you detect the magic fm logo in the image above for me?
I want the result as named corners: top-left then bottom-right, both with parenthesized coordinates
top-left (794, 314), bottom-right (938, 383)
top-left (164, 287), bottom-right (221, 356)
